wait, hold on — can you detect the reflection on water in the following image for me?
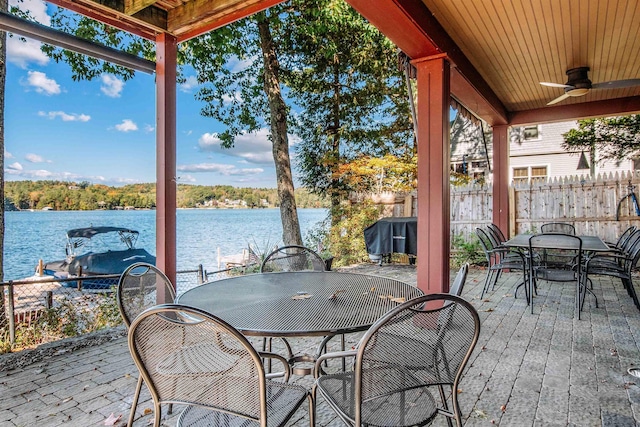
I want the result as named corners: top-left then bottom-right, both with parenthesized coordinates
top-left (4, 208), bottom-right (328, 280)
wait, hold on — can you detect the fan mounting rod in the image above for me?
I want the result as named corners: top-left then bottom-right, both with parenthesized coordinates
top-left (564, 67), bottom-right (591, 96)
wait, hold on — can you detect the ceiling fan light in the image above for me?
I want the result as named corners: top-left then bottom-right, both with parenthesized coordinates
top-left (567, 87), bottom-right (590, 97)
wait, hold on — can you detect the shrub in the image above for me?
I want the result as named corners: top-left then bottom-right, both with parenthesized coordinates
top-left (451, 233), bottom-right (486, 268)
top-left (328, 201), bottom-right (381, 267)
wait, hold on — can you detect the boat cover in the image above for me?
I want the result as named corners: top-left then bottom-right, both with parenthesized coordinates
top-left (67, 227), bottom-right (139, 239)
top-left (364, 217), bottom-right (418, 256)
top-left (68, 248), bottom-right (156, 275)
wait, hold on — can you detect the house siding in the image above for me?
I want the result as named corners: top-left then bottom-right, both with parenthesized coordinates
top-left (450, 119), bottom-right (636, 182)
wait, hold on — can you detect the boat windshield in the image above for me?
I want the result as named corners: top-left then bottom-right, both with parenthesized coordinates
top-left (66, 227), bottom-right (139, 256)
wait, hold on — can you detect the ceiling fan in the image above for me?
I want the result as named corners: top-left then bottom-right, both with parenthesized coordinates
top-left (540, 67), bottom-right (640, 105)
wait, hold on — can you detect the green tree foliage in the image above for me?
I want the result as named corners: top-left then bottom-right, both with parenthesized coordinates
top-left (328, 201), bottom-right (381, 267)
top-left (4, 181), bottom-right (328, 210)
top-left (336, 154), bottom-right (416, 194)
top-left (562, 115), bottom-right (640, 164)
top-left (278, 0), bottom-right (413, 205)
top-left (185, 8), bottom-right (304, 246)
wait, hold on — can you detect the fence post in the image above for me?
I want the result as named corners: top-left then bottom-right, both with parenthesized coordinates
top-left (404, 194), bottom-right (413, 217)
top-left (77, 266), bottom-right (83, 291)
top-left (509, 186), bottom-right (516, 237)
top-left (45, 291), bottom-right (53, 309)
top-left (197, 264), bottom-right (204, 284)
top-left (7, 283), bottom-right (15, 344)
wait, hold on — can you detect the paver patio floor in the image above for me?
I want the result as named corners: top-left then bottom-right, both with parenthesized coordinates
top-left (1, 263), bottom-right (640, 426)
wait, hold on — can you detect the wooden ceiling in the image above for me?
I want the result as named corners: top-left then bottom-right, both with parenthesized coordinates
top-left (423, 0), bottom-right (640, 119)
top-left (46, 0), bottom-right (284, 41)
top-left (348, 0), bottom-right (640, 126)
top-left (46, 0), bottom-right (640, 126)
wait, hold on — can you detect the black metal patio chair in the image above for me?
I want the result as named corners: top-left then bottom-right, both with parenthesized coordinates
top-left (128, 303), bottom-right (314, 427)
top-left (541, 222), bottom-right (576, 235)
top-left (604, 226), bottom-right (637, 254)
top-left (585, 229), bottom-right (640, 311)
top-left (450, 263), bottom-right (468, 297)
top-left (528, 233), bottom-right (595, 318)
top-left (487, 223), bottom-right (507, 245)
top-left (476, 227), bottom-right (528, 300)
top-left (313, 293), bottom-right (480, 427)
top-left (117, 262), bottom-right (176, 427)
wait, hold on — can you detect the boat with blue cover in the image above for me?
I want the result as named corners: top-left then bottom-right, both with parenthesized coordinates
top-left (43, 226), bottom-right (156, 289)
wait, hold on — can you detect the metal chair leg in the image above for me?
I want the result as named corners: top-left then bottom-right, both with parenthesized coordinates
top-left (127, 376), bottom-right (143, 427)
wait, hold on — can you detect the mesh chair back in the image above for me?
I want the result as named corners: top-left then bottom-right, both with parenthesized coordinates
top-left (117, 263), bottom-right (176, 328)
top-left (615, 226), bottom-right (637, 250)
top-left (476, 227), bottom-right (494, 255)
top-left (487, 223), bottom-right (507, 243)
top-left (541, 222), bottom-right (576, 235)
top-left (619, 229), bottom-right (640, 255)
top-left (529, 234), bottom-right (588, 317)
top-left (260, 245), bottom-right (325, 273)
top-left (353, 294), bottom-right (480, 426)
top-left (128, 304), bottom-right (266, 423)
top-left (529, 233), bottom-right (582, 276)
top-left (450, 263), bottom-right (469, 297)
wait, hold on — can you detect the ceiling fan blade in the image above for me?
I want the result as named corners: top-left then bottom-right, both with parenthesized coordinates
top-left (540, 81), bottom-right (573, 88)
top-left (547, 93), bottom-right (571, 105)
top-left (592, 79), bottom-right (640, 90)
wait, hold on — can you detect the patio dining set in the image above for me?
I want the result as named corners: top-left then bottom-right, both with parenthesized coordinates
top-left (476, 222), bottom-right (640, 320)
top-left (118, 245), bottom-right (481, 427)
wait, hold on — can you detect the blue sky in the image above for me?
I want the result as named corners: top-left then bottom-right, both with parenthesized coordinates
top-left (4, 0), bottom-right (282, 188)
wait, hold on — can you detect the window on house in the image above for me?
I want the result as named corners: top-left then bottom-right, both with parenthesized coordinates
top-left (634, 158), bottom-right (640, 170)
top-left (472, 161), bottom-right (487, 168)
top-left (513, 167), bottom-right (528, 183)
top-left (523, 125), bottom-right (539, 140)
top-left (531, 166), bottom-right (547, 182)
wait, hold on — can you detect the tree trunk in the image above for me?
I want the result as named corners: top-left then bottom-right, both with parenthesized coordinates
top-left (329, 60), bottom-right (341, 224)
top-left (257, 13), bottom-right (303, 246)
top-left (0, 0), bottom-right (7, 329)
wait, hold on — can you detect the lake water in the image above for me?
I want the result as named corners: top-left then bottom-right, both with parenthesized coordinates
top-left (3, 208), bottom-right (329, 280)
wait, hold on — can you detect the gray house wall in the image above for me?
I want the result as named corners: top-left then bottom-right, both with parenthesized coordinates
top-left (450, 119), bottom-right (636, 182)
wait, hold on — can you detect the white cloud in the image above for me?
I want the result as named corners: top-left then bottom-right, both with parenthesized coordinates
top-left (25, 71), bottom-right (60, 95)
top-left (100, 74), bottom-right (124, 98)
top-left (176, 175), bottom-right (197, 183)
top-left (144, 124), bottom-right (154, 133)
top-left (177, 163), bottom-right (264, 176)
top-left (179, 76), bottom-right (198, 92)
top-left (228, 56), bottom-right (256, 73)
top-left (10, 0), bottom-right (50, 24)
top-left (115, 119), bottom-right (138, 132)
top-left (25, 153), bottom-right (45, 163)
top-left (222, 92), bottom-right (242, 105)
top-left (7, 162), bottom-right (23, 171)
top-left (7, 37), bottom-right (49, 68)
top-left (198, 128), bottom-right (275, 164)
top-left (38, 111), bottom-right (91, 122)
top-left (6, 0), bottom-right (51, 68)
top-left (5, 151), bottom-right (13, 159)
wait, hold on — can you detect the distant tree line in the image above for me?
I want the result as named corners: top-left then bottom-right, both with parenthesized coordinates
top-left (4, 181), bottom-right (329, 211)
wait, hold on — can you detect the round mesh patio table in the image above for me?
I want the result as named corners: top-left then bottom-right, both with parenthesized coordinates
top-left (176, 271), bottom-right (423, 338)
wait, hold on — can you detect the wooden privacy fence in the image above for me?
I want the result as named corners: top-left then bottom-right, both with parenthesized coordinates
top-left (363, 171), bottom-right (640, 245)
